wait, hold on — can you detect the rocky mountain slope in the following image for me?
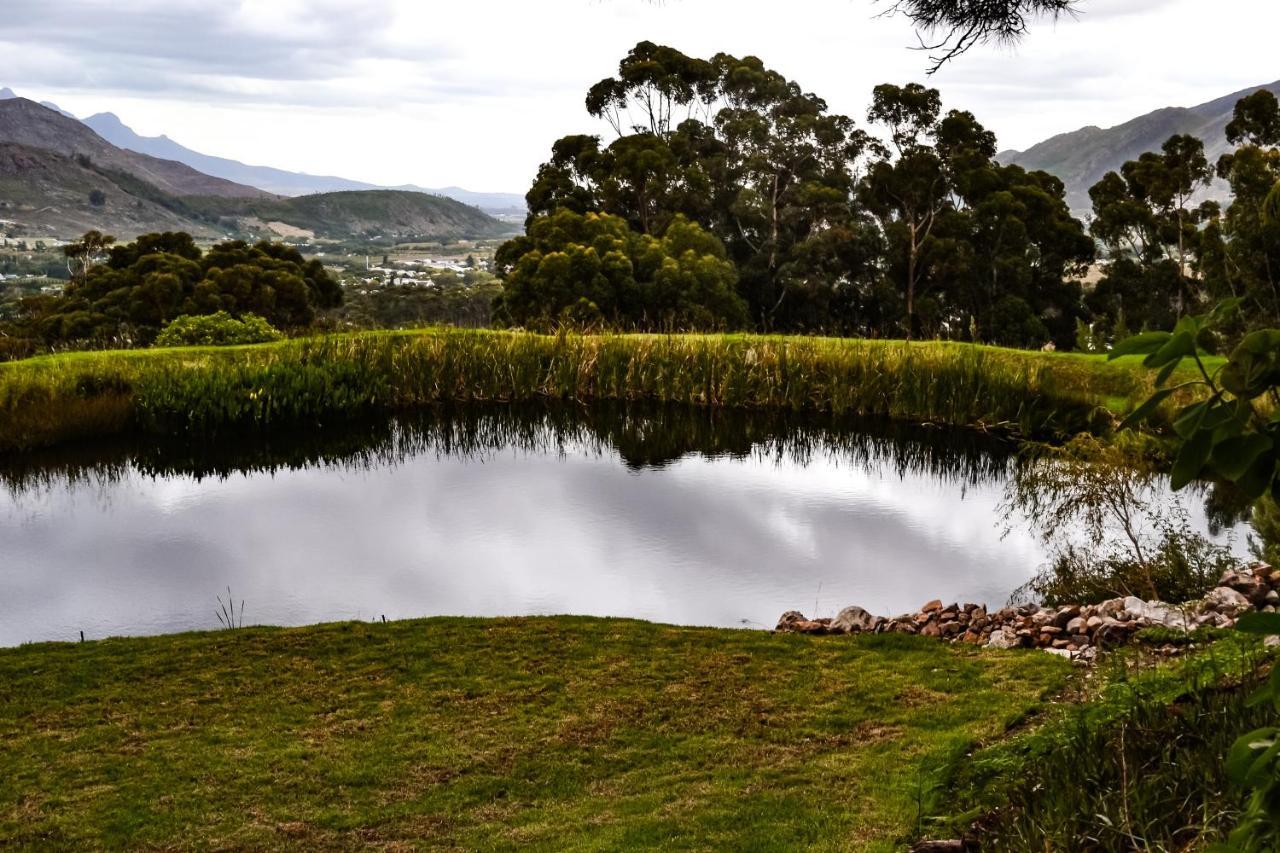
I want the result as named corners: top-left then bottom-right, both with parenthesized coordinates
top-left (0, 99), bottom-right (511, 240)
top-left (81, 111), bottom-right (525, 214)
top-left (999, 80), bottom-right (1280, 215)
top-left (0, 98), bottom-right (271, 200)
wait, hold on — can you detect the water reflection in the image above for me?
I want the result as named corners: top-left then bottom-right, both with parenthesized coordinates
top-left (0, 403), bottom-right (1168, 646)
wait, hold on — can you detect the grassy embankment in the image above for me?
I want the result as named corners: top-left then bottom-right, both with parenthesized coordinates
top-left (0, 618), bottom-right (1070, 850)
top-left (0, 327), bottom-right (1182, 454)
top-left (0, 330), bottom-right (1235, 847)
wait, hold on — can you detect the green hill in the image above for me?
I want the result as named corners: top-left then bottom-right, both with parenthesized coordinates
top-left (202, 189), bottom-right (514, 241)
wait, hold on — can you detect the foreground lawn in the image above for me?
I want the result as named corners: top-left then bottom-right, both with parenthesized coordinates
top-left (0, 617), bottom-right (1070, 850)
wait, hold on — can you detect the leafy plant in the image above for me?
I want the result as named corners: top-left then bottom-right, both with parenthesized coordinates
top-left (154, 312), bottom-right (284, 347)
top-left (1116, 300), bottom-right (1280, 846)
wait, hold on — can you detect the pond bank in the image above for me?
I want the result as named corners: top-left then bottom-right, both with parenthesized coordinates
top-left (776, 563), bottom-right (1278, 664)
top-left (0, 328), bottom-right (1166, 454)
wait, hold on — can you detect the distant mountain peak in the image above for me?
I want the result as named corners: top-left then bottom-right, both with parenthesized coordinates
top-left (999, 80), bottom-right (1280, 215)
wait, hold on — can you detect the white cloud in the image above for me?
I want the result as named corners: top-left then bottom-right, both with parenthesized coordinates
top-left (1, 0), bottom-right (1276, 191)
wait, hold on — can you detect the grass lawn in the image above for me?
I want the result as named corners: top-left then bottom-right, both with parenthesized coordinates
top-left (0, 617), bottom-right (1071, 850)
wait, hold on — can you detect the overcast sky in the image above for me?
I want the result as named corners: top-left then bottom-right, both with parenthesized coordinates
top-left (1, 0), bottom-right (1276, 193)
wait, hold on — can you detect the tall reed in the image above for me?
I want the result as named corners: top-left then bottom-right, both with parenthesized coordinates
top-left (0, 329), bottom-right (1160, 453)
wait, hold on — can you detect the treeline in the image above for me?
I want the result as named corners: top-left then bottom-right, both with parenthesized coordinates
top-left (3, 232), bottom-right (343, 349)
top-left (493, 42), bottom-right (1280, 349)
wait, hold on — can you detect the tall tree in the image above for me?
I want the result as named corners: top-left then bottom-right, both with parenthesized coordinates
top-left (861, 84), bottom-right (947, 338)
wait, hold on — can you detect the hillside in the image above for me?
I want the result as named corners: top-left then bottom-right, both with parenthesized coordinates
top-left (0, 141), bottom-right (224, 238)
top-left (81, 111), bottom-right (526, 214)
top-left (998, 80), bottom-right (1280, 215)
top-left (0, 99), bottom-right (511, 240)
top-left (197, 189), bottom-right (513, 241)
top-left (0, 98), bottom-right (270, 200)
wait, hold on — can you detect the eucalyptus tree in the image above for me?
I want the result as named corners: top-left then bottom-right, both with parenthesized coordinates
top-left (1202, 90), bottom-right (1280, 326)
top-left (521, 42), bottom-right (877, 330)
top-left (1087, 134), bottom-right (1213, 332)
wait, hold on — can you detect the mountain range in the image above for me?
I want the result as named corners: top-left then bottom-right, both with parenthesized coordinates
top-left (3, 79), bottom-right (1276, 240)
top-left (77, 110), bottom-right (524, 215)
top-left (0, 96), bottom-right (513, 241)
top-left (998, 80), bottom-right (1280, 216)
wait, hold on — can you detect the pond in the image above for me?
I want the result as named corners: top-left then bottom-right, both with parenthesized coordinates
top-left (0, 403), bottom-right (1249, 646)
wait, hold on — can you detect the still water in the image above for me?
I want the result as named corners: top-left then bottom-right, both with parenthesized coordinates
top-left (0, 404), bottom-right (1247, 646)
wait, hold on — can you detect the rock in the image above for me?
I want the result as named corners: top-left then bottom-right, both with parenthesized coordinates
top-left (1093, 618), bottom-right (1131, 646)
top-left (1267, 590), bottom-right (1280, 605)
top-left (1066, 616), bottom-right (1087, 634)
top-left (1044, 648), bottom-right (1073, 659)
top-left (1040, 626), bottom-right (1063, 636)
top-left (986, 629), bottom-right (1019, 650)
top-left (1204, 586), bottom-right (1252, 616)
top-left (920, 622), bottom-right (942, 638)
top-left (910, 840), bottom-right (970, 853)
top-left (1221, 568), bottom-right (1268, 605)
top-left (831, 605), bottom-right (879, 634)
top-left (792, 620), bottom-right (829, 634)
top-left (1123, 597), bottom-right (1192, 631)
top-left (1052, 606), bottom-right (1081, 629)
top-left (1266, 636), bottom-right (1280, 648)
top-left (1031, 609), bottom-right (1055, 628)
top-left (1086, 615), bottom-right (1104, 630)
top-left (921, 599), bottom-right (943, 613)
top-left (776, 611), bottom-right (807, 632)
top-left (1097, 598), bottom-right (1126, 618)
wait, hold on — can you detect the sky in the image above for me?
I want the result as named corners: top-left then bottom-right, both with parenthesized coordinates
top-left (0, 0), bottom-right (1276, 193)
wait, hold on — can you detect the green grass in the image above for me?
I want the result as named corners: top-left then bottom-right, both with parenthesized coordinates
top-left (0, 617), bottom-right (1070, 850)
top-left (0, 328), bottom-right (1178, 453)
top-left (927, 637), bottom-right (1271, 848)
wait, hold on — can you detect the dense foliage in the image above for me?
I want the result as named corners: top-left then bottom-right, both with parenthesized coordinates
top-left (500, 43), bottom-right (1093, 341)
top-left (494, 210), bottom-right (745, 329)
top-left (8, 232), bottom-right (341, 346)
top-left (152, 312), bottom-right (284, 347)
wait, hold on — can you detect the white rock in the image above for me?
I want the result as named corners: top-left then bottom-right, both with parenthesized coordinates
top-left (831, 605), bottom-right (878, 634)
top-left (1122, 596), bottom-right (1193, 631)
top-left (986, 630), bottom-right (1019, 650)
top-left (1204, 586), bottom-right (1252, 615)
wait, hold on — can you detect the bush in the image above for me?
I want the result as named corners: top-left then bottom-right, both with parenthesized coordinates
top-left (1004, 433), bottom-right (1236, 605)
top-left (1017, 517), bottom-right (1237, 606)
top-left (153, 312), bottom-right (284, 348)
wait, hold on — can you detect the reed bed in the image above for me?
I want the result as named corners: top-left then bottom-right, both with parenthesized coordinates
top-left (0, 328), bottom-right (1161, 453)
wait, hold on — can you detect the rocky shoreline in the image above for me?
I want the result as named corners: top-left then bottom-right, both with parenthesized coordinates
top-left (776, 564), bottom-right (1280, 663)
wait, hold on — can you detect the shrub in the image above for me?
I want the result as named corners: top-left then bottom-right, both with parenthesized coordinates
top-left (1004, 433), bottom-right (1236, 605)
top-left (153, 312), bottom-right (284, 348)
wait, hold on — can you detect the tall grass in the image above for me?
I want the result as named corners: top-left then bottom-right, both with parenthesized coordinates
top-left (926, 637), bottom-right (1273, 849)
top-left (0, 328), bottom-right (1161, 453)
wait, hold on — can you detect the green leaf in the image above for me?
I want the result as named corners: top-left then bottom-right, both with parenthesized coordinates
top-left (1236, 452), bottom-right (1278, 501)
top-left (1211, 434), bottom-right (1274, 481)
top-left (1153, 358), bottom-right (1180, 388)
top-left (1170, 429), bottom-right (1213, 490)
top-left (1107, 331), bottom-right (1172, 361)
top-left (1245, 737), bottom-right (1280, 788)
top-left (1119, 388), bottom-right (1174, 431)
top-left (1227, 727), bottom-right (1278, 785)
top-left (1144, 331), bottom-right (1195, 368)
top-left (1236, 612), bottom-right (1280, 634)
top-left (1172, 399), bottom-right (1209, 440)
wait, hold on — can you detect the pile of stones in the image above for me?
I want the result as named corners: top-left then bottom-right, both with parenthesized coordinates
top-left (775, 563), bottom-right (1280, 664)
